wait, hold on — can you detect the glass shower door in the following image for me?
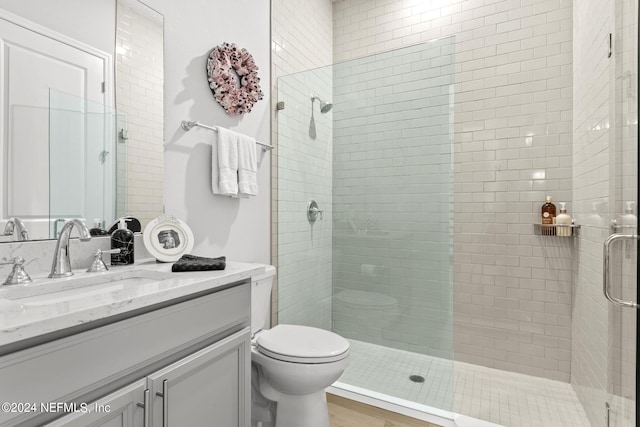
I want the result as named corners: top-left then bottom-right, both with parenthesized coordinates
top-left (276, 38), bottom-right (456, 419)
top-left (605, 0), bottom-right (638, 424)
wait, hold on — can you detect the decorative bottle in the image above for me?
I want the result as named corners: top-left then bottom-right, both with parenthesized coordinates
top-left (555, 202), bottom-right (572, 236)
top-left (541, 196), bottom-right (556, 235)
top-left (111, 218), bottom-right (134, 265)
top-left (89, 218), bottom-right (109, 236)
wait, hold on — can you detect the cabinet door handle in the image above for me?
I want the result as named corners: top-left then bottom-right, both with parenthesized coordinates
top-left (155, 379), bottom-right (169, 427)
top-left (136, 389), bottom-right (150, 427)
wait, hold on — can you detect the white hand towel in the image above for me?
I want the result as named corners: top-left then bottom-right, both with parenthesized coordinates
top-left (214, 126), bottom-right (238, 196)
top-left (237, 133), bottom-right (258, 197)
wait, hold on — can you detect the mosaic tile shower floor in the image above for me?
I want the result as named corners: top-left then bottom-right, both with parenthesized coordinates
top-left (338, 340), bottom-right (590, 427)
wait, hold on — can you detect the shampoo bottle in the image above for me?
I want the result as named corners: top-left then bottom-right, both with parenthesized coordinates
top-left (541, 196), bottom-right (556, 235)
top-left (556, 202), bottom-right (572, 236)
top-left (588, 202), bottom-right (603, 227)
top-left (111, 218), bottom-right (134, 265)
top-left (622, 201), bottom-right (637, 234)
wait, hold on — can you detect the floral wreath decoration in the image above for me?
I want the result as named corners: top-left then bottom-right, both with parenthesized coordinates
top-left (206, 42), bottom-right (264, 115)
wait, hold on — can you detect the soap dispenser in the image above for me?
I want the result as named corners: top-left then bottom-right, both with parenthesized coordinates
top-left (622, 201), bottom-right (637, 234)
top-left (541, 196), bottom-right (556, 235)
top-left (111, 218), bottom-right (134, 265)
top-left (556, 202), bottom-right (572, 236)
top-left (588, 202), bottom-right (603, 227)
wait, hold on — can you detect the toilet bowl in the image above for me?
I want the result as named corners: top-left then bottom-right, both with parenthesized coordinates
top-left (333, 289), bottom-right (399, 339)
top-left (251, 266), bottom-right (350, 427)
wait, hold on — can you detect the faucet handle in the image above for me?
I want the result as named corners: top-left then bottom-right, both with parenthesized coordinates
top-left (0, 257), bottom-right (32, 286)
top-left (87, 249), bottom-right (121, 273)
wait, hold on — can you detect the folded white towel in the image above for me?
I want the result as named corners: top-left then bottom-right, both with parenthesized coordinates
top-left (214, 127), bottom-right (238, 196)
top-left (237, 132), bottom-right (258, 197)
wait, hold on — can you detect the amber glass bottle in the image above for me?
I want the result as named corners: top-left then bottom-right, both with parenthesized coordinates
top-left (541, 196), bottom-right (556, 235)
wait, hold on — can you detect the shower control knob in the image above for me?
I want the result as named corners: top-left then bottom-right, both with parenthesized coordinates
top-left (307, 200), bottom-right (323, 223)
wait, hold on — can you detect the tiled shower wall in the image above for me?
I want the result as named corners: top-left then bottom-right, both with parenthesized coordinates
top-left (331, 39), bottom-right (454, 358)
top-left (271, 0), bottom-right (333, 328)
top-left (115, 0), bottom-right (164, 229)
top-left (334, 0), bottom-right (574, 380)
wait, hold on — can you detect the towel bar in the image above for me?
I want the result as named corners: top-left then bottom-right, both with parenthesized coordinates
top-left (181, 120), bottom-right (272, 152)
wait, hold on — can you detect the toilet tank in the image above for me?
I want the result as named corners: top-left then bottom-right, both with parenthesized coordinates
top-left (251, 265), bottom-right (276, 334)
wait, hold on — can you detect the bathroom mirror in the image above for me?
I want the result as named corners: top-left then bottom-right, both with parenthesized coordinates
top-left (0, 0), bottom-right (164, 242)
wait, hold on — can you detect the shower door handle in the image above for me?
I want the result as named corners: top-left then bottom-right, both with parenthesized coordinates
top-left (603, 233), bottom-right (638, 308)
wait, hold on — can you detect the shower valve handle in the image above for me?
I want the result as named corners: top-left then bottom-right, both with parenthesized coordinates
top-left (310, 207), bottom-right (323, 219)
top-left (307, 200), bottom-right (323, 223)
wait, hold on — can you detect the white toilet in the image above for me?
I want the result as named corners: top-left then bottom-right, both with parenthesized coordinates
top-left (251, 266), bottom-right (350, 427)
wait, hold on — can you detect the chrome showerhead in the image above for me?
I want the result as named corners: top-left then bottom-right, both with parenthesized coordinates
top-left (311, 94), bottom-right (333, 114)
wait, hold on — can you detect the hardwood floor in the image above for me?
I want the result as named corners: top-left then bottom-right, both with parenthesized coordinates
top-left (327, 394), bottom-right (442, 427)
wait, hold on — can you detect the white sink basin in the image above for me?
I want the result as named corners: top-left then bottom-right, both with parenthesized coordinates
top-left (0, 269), bottom-right (174, 305)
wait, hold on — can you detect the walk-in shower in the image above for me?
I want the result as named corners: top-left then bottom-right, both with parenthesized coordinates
top-left (272, 0), bottom-right (638, 425)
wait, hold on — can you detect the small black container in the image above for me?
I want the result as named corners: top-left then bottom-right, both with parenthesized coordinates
top-left (89, 218), bottom-right (109, 236)
top-left (111, 218), bottom-right (134, 265)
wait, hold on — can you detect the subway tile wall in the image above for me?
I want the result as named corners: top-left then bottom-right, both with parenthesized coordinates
top-left (334, 0), bottom-right (574, 381)
top-left (331, 39), bottom-right (454, 359)
top-left (271, 0), bottom-right (334, 328)
top-left (115, 0), bottom-right (164, 229)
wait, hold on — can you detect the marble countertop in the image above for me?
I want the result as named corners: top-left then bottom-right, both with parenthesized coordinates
top-left (0, 260), bottom-right (265, 353)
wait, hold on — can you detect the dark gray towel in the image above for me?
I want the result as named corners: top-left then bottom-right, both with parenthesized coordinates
top-left (171, 255), bottom-right (226, 272)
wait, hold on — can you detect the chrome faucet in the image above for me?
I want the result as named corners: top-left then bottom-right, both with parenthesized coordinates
top-left (49, 219), bottom-right (92, 278)
top-left (3, 217), bottom-right (28, 241)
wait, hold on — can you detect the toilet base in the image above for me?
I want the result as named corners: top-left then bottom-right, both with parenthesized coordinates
top-left (271, 391), bottom-right (330, 427)
top-left (252, 364), bottom-right (331, 427)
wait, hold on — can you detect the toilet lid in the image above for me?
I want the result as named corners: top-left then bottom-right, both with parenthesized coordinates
top-left (256, 324), bottom-right (350, 364)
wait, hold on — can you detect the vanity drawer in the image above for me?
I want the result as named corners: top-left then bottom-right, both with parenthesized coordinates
top-left (0, 281), bottom-right (250, 426)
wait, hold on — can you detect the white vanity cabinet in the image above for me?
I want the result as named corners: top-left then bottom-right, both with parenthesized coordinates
top-left (46, 329), bottom-right (250, 427)
top-left (45, 380), bottom-right (147, 427)
top-left (0, 279), bottom-right (251, 427)
top-left (147, 329), bottom-right (250, 426)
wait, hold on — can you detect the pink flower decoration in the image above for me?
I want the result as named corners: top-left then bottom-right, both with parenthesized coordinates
top-left (206, 42), bottom-right (264, 115)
